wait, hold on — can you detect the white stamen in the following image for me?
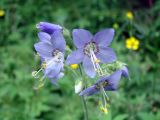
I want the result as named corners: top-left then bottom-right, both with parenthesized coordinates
top-left (90, 50), bottom-right (97, 71)
top-left (33, 75), bottom-right (47, 90)
top-left (89, 50), bottom-right (105, 76)
top-left (33, 50), bottom-right (64, 90)
top-left (101, 85), bottom-right (107, 107)
top-left (100, 85), bottom-right (109, 108)
top-left (102, 86), bottom-right (109, 101)
top-left (32, 68), bottom-right (43, 78)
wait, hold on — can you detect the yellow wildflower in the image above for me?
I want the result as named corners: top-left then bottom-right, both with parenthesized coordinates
top-left (126, 36), bottom-right (140, 50)
top-left (70, 64), bottom-right (78, 69)
top-left (126, 11), bottom-right (133, 20)
top-left (0, 9), bottom-right (5, 17)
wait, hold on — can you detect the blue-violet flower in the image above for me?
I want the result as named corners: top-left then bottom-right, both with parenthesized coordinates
top-left (33, 30), bottom-right (66, 86)
top-left (66, 29), bottom-right (116, 78)
top-left (79, 67), bottom-right (129, 96)
top-left (36, 22), bottom-right (62, 35)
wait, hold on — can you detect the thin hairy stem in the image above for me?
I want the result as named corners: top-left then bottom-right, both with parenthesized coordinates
top-left (79, 65), bottom-right (89, 120)
top-left (81, 96), bottom-right (89, 120)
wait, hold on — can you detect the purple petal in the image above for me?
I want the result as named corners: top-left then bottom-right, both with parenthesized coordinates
top-left (104, 85), bottom-right (116, 91)
top-left (66, 49), bottom-right (84, 65)
top-left (96, 47), bottom-right (117, 63)
top-left (72, 29), bottom-right (93, 48)
top-left (83, 56), bottom-right (96, 78)
top-left (36, 22), bottom-right (62, 34)
top-left (50, 31), bottom-right (66, 52)
top-left (104, 70), bottom-right (122, 90)
top-left (34, 42), bottom-right (53, 58)
top-left (121, 66), bottom-right (129, 78)
top-left (45, 61), bottom-right (62, 78)
top-left (38, 32), bottom-right (51, 43)
top-left (95, 76), bottom-right (109, 84)
top-left (56, 72), bottom-right (64, 79)
top-left (93, 29), bottom-right (114, 47)
top-left (40, 57), bottom-right (45, 64)
top-left (50, 79), bottom-right (58, 86)
top-left (79, 85), bottom-right (98, 96)
top-left (50, 72), bottom-right (64, 85)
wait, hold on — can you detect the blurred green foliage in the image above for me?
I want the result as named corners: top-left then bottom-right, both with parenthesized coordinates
top-left (0, 0), bottom-right (160, 120)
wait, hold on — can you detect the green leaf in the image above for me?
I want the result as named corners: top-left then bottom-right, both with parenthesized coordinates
top-left (113, 114), bottom-right (128, 120)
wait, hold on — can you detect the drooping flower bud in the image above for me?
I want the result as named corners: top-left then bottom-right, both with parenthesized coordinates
top-left (36, 22), bottom-right (62, 34)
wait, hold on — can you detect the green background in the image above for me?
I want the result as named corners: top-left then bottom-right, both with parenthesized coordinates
top-left (0, 0), bottom-right (160, 120)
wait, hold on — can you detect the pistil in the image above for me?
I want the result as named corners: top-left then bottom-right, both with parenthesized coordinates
top-left (90, 50), bottom-right (105, 76)
top-left (99, 84), bottom-right (110, 114)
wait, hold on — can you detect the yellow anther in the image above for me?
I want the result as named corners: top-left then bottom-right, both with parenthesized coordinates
top-left (42, 63), bottom-right (47, 69)
top-left (96, 69), bottom-right (99, 72)
top-left (0, 9), bottom-right (5, 17)
top-left (94, 59), bottom-right (100, 63)
top-left (100, 107), bottom-right (108, 114)
top-left (126, 11), bottom-right (133, 20)
top-left (70, 64), bottom-right (78, 69)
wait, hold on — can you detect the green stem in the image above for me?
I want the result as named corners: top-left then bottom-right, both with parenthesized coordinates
top-left (114, 22), bottom-right (128, 41)
top-left (129, 20), bottom-right (133, 36)
top-left (81, 96), bottom-right (88, 120)
top-left (79, 65), bottom-right (88, 120)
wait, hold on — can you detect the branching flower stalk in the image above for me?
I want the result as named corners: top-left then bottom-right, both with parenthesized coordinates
top-left (32, 22), bottom-right (129, 117)
top-left (81, 96), bottom-right (88, 120)
top-left (79, 65), bottom-right (89, 120)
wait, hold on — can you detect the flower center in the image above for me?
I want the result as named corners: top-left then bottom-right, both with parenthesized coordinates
top-left (84, 42), bottom-right (98, 56)
top-left (52, 49), bottom-right (60, 56)
top-left (95, 81), bottom-right (108, 90)
top-left (32, 49), bottom-right (64, 89)
top-left (52, 49), bottom-right (63, 62)
top-left (84, 42), bottom-right (106, 76)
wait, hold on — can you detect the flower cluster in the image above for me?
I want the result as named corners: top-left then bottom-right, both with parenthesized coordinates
top-left (32, 22), bottom-right (65, 87)
top-left (33, 22), bottom-right (129, 114)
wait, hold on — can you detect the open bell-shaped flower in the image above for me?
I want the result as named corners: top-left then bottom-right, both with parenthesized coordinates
top-left (33, 29), bottom-right (66, 85)
top-left (66, 29), bottom-right (117, 78)
top-left (79, 67), bottom-right (129, 96)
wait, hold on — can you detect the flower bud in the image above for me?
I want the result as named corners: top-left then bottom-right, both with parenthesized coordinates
top-left (126, 11), bottom-right (133, 20)
top-left (100, 107), bottom-right (108, 114)
top-left (63, 28), bottom-right (71, 37)
top-left (75, 81), bottom-right (83, 94)
top-left (0, 9), bottom-right (5, 17)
